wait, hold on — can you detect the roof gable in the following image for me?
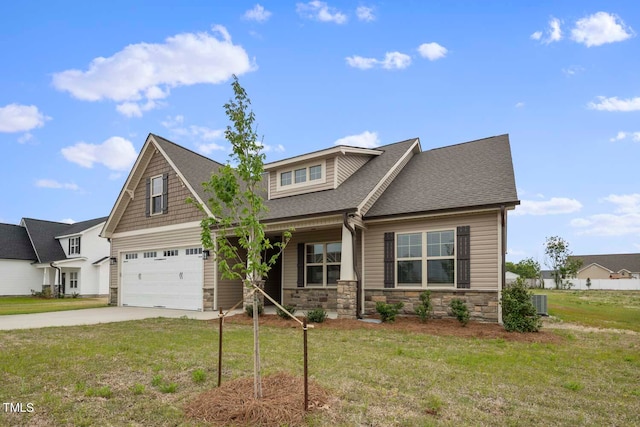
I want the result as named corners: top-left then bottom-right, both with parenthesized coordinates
top-left (572, 254), bottom-right (640, 274)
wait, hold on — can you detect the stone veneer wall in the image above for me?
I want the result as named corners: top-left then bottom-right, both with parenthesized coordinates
top-left (203, 288), bottom-right (214, 311)
top-left (109, 287), bottom-right (117, 306)
top-left (365, 289), bottom-right (499, 322)
top-left (283, 288), bottom-right (337, 310)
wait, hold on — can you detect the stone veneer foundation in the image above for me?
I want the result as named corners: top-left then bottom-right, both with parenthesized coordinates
top-left (283, 288), bottom-right (337, 310)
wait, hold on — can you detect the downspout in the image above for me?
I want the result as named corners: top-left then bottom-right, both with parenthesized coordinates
top-left (343, 213), bottom-right (362, 319)
top-left (499, 206), bottom-right (506, 324)
top-left (50, 262), bottom-right (62, 298)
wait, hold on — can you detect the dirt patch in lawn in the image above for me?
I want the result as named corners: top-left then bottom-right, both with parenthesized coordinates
top-left (185, 372), bottom-right (332, 427)
top-left (224, 315), bottom-right (563, 344)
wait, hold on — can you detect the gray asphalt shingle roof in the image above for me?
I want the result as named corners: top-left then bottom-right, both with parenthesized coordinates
top-left (571, 254), bottom-right (640, 273)
top-left (0, 223), bottom-right (37, 261)
top-left (366, 134), bottom-right (519, 218)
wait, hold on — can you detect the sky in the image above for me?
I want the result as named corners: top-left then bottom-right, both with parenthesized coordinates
top-left (1, 1), bottom-right (639, 265)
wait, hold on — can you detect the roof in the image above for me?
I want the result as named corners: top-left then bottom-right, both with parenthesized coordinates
top-left (21, 217), bottom-right (107, 263)
top-left (571, 254), bottom-right (640, 274)
top-left (366, 134), bottom-right (519, 218)
top-left (0, 223), bottom-right (37, 261)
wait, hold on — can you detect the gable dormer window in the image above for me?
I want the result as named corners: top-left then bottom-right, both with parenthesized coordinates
top-left (281, 171), bottom-right (292, 186)
top-left (69, 236), bottom-right (81, 255)
top-left (309, 165), bottom-right (322, 180)
top-left (277, 161), bottom-right (325, 190)
top-left (294, 168), bottom-right (307, 184)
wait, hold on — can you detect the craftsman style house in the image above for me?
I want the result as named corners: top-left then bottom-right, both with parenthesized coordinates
top-left (101, 133), bottom-right (519, 322)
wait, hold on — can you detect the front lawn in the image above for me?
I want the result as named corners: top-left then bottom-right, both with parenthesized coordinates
top-left (0, 296), bottom-right (109, 315)
top-left (1, 317), bottom-right (638, 426)
top-left (534, 290), bottom-right (640, 332)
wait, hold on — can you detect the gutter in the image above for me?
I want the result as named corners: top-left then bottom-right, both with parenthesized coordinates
top-left (343, 213), bottom-right (362, 319)
top-left (498, 205), bottom-right (506, 324)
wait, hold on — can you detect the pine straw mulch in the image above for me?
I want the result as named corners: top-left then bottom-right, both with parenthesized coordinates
top-left (185, 372), bottom-right (332, 427)
top-left (222, 314), bottom-right (564, 344)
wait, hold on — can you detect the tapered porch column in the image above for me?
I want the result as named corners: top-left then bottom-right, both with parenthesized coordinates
top-left (337, 223), bottom-right (357, 319)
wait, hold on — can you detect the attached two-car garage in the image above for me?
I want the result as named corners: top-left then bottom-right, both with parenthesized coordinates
top-left (121, 247), bottom-right (203, 311)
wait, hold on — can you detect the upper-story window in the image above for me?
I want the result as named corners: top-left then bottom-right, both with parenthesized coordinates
top-left (294, 168), bottom-right (307, 184)
top-left (281, 171), bottom-right (292, 186)
top-left (151, 175), bottom-right (163, 215)
top-left (309, 165), bottom-right (322, 180)
top-left (278, 162), bottom-right (324, 189)
top-left (69, 236), bottom-right (81, 255)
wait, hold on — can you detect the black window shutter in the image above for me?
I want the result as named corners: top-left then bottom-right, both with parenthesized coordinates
top-left (384, 232), bottom-right (395, 288)
top-left (457, 226), bottom-right (471, 288)
top-left (297, 243), bottom-right (305, 287)
top-left (68, 239), bottom-right (71, 254)
top-left (77, 237), bottom-right (81, 254)
top-left (145, 178), bottom-right (151, 217)
top-left (162, 173), bottom-right (169, 214)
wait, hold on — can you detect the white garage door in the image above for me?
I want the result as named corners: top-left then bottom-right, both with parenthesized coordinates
top-left (121, 247), bottom-right (203, 310)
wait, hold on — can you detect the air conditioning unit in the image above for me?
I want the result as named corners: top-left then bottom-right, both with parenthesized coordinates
top-left (531, 295), bottom-right (548, 316)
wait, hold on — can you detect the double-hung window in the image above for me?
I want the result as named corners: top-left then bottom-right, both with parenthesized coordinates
top-left (278, 163), bottom-right (324, 189)
top-left (306, 242), bottom-right (341, 286)
top-left (69, 237), bottom-right (81, 255)
top-left (69, 272), bottom-right (78, 289)
top-left (150, 175), bottom-right (164, 215)
top-left (396, 230), bottom-right (455, 287)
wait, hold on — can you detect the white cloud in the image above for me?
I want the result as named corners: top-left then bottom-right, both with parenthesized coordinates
top-left (35, 179), bottom-right (80, 191)
top-left (571, 194), bottom-right (640, 236)
top-left (161, 115), bottom-right (226, 151)
top-left (196, 142), bottom-right (227, 155)
top-left (571, 12), bottom-right (634, 47)
top-left (52, 25), bottom-right (254, 117)
top-left (512, 197), bottom-right (583, 216)
top-left (244, 4), bottom-right (272, 23)
top-left (417, 42), bottom-right (448, 61)
top-left (610, 131), bottom-right (640, 142)
top-left (530, 31), bottom-right (542, 40)
top-left (346, 51), bottom-right (411, 70)
top-left (562, 65), bottom-right (584, 76)
top-left (588, 96), bottom-right (640, 112)
top-left (356, 6), bottom-right (375, 22)
top-left (296, 1), bottom-right (347, 24)
top-left (515, 102), bottom-right (525, 108)
top-left (334, 131), bottom-right (380, 148)
top-left (0, 104), bottom-right (50, 133)
top-left (259, 143), bottom-right (286, 153)
top-left (61, 136), bottom-right (137, 171)
top-left (533, 17), bottom-right (563, 44)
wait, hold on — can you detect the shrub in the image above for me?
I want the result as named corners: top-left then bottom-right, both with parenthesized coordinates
top-left (275, 304), bottom-right (297, 319)
top-left (415, 290), bottom-right (433, 322)
top-left (245, 303), bottom-right (264, 318)
top-left (449, 299), bottom-right (470, 326)
top-left (376, 301), bottom-right (404, 323)
top-left (502, 277), bottom-right (541, 332)
top-left (306, 307), bottom-right (327, 323)
top-left (30, 287), bottom-right (52, 299)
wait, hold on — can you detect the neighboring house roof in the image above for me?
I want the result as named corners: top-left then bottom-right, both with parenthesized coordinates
top-left (540, 270), bottom-right (555, 280)
top-left (367, 135), bottom-right (519, 218)
top-left (0, 223), bottom-right (37, 261)
top-left (571, 254), bottom-right (640, 274)
top-left (21, 217), bottom-right (108, 264)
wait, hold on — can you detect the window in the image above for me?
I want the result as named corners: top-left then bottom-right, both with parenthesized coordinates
top-left (125, 253), bottom-right (138, 260)
top-left (186, 248), bottom-right (203, 255)
top-left (69, 272), bottom-right (78, 289)
top-left (143, 251), bottom-right (157, 258)
top-left (163, 249), bottom-right (179, 257)
top-left (69, 237), bottom-right (81, 255)
top-left (396, 230), bottom-right (455, 287)
top-left (309, 165), bottom-right (322, 180)
top-left (294, 168), bottom-right (307, 184)
top-left (151, 175), bottom-right (163, 215)
top-left (306, 242), bottom-right (341, 286)
top-left (280, 171), bottom-right (292, 186)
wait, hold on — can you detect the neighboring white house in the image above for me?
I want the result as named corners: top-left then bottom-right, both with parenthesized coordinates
top-left (0, 217), bottom-right (109, 296)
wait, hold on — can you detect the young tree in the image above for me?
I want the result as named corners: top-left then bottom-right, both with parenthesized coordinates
top-left (544, 236), bottom-right (580, 289)
top-left (194, 76), bottom-right (289, 399)
top-left (506, 257), bottom-right (541, 279)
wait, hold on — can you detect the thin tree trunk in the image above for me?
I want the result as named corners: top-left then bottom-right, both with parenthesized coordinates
top-left (252, 283), bottom-right (262, 398)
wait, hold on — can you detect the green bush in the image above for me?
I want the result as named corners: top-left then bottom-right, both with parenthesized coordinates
top-left (275, 304), bottom-right (297, 319)
top-left (415, 290), bottom-right (433, 322)
top-left (502, 277), bottom-right (541, 332)
top-left (376, 301), bottom-right (404, 323)
top-left (449, 299), bottom-right (470, 326)
top-left (245, 303), bottom-right (264, 318)
top-left (306, 307), bottom-right (328, 323)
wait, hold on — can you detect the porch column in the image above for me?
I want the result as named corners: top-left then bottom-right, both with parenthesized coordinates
top-left (337, 223), bottom-right (357, 319)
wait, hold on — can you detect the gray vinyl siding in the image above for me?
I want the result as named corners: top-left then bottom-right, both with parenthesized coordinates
top-left (363, 211), bottom-right (499, 290)
top-left (282, 228), bottom-right (342, 288)
top-left (337, 155), bottom-right (371, 186)
top-left (360, 149), bottom-right (415, 215)
top-left (269, 158), bottom-right (335, 199)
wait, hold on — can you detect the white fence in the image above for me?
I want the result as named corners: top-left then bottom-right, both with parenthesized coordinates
top-left (541, 278), bottom-right (640, 291)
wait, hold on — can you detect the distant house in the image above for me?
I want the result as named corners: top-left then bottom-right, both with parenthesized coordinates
top-left (570, 254), bottom-right (640, 280)
top-left (101, 133), bottom-right (519, 322)
top-left (0, 217), bottom-right (110, 296)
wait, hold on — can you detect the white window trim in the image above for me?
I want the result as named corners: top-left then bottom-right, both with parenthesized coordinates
top-left (69, 236), bottom-right (81, 255)
top-left (305, 241), bottom-right (341, 287)
top-left (276, 160), bottom-right (326, 191)
top-left (396, 228), bottom-right (457, 288)
top-left (69, 271), bottom-right (79, 289)
top-left (150, 174), bottom-right (164, 216)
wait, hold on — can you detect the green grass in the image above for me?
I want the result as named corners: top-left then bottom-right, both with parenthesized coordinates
top-left (534, 290), bottom-right (640, 332)
top-left (1, 317), bottom-right (639, 426)
top-left (0, 296), bottom-right (108, 315)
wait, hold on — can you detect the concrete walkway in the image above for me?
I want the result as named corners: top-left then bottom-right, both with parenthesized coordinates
top-left (0, 306), bottom-right (243, 331)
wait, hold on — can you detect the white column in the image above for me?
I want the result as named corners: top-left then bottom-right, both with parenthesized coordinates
top-left (42, 267), bottom-right (48, 286)
top-left (340, 223), bottom-right (355, 281)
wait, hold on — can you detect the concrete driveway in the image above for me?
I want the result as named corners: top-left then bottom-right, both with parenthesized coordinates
top-left (0, 306), bottom-right (241, 330)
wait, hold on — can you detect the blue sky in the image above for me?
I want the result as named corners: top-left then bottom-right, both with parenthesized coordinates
top-left (1, 1), bottom-right (639, 264)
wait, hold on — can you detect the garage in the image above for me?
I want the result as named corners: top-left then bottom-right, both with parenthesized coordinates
top-left (121, 247), bottom-right (203, 310)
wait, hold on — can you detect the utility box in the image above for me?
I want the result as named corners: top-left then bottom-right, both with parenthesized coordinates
top-left (531, 294), bottom-right (548, 316)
